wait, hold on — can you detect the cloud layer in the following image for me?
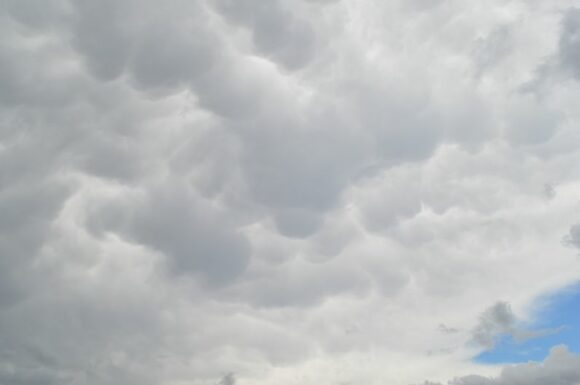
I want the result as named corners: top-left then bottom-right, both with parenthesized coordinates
top-left (1, 0), bottom-right (580, 384)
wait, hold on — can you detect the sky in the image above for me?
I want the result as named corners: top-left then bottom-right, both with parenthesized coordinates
top-left (1, 1), bottom-right (580, 385)
top-left (475, 283), bottom-right (580, 365)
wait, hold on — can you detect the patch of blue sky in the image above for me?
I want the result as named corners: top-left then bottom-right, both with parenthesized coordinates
top-left (476, 282), bottom-right (580, 364)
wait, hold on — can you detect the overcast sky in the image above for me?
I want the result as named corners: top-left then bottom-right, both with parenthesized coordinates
top-left (1, 0), bottom-right (580, 384)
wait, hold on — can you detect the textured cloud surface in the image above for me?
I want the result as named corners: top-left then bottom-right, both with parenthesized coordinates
top-left (1, 0), bottom-right (580, 384)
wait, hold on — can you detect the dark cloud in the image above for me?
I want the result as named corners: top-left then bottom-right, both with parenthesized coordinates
top-left (564, 224), bottom-right (580, 249)
top-left (273, 208), bottom-right (324, 239)
top-left (0, 0), bottom-right (69, 29)
top-left (471, 302), bottom-right (516, 348)
top-left (470, 302), bottom-right (562, 350)
top-left (544, 182), bottom-right (556, 199)
top-left (213, 0), bottom-right (318, 70)
top-left (87, 181), bottom-right (251, 285)
top-left (558, 8), bottom-right (580, 79)
top-left (71, 0), bottom-right (134, 81)
top-left (219, 372), bottom-right (236, 385)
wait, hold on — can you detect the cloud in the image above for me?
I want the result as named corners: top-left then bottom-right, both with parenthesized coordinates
top-left (420, 345), bottom-right (580, 385)
top-left (470, 302), bottom-right (564, 350)
top-left (439, 324), bottom-right (460, 335)
top-left (558, 8), bottom-right (580, 79)
top-left (212, 0), bottom-right (318, 70)
top-left (82, 177), bottom-right (253, 286)
top-left (564, 224), bottom-right (580, 249)
top-left (219, 372), bottom-right (236, 385)
top-left (2, 0), bottom-right (580, 385)
top-left (471, 302), bottom-right (517, 349)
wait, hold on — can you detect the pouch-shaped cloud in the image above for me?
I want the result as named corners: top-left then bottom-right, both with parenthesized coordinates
top-left (1, 1), bottom-right (580, 385)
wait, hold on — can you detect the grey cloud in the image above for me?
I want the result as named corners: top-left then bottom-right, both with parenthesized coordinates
top-left (0, 19), bottom-right (86, 311)
top-left (223, 241), bottom-right (408, 308)
top-left (71, 0), bottom-right (134, 81)
top-left (234, 259), bottom-right (370, 308)
top-left (558, 8), bottom-right (580, 79)
top-left (0, 34), bottom-right (83, 107)
top-left (503, 96), bottom-right (561, 146)
top-left (564, 223), bottom-right (580, 249)
top-left (307, 214), bottom-right (357, 258)
top-left (402, 0), bottom-right (444, 12)
top-left (76, 131), bottom-right (146, 181)
top-left (129, 189), bottom-right (251, 285)
top-left (420, 345), bottom-right (580, 385)
top-left (0, 176), bottom-right (69, 307)
top-left (2, 0), bottom-right (580, 384)
top-left (240, 122), bottom-right (366, 214)
top-left (0, 0), bottom-right (69, 29)
top-left (544, 182), bottom-right (556, 199)
top-left (304, 0), bottom-right (340, 4)
top-left (218, 372), bottom-right (236, 385)
top-left (438, 324), bottom-right (460, 334)
top-left (470, 302), bottom-right (516, 348)
top-left (213, 0), bottom-right (317, 70)
top-left (129, 22), bottom-right (218, 91)
top-left (529, 7), bottom-right (580, 90)
top-left (352, 80), bottom-right (443, 163)
top-left (63, 0), bottom-right (479, 235)
top-left (0, 270), bottom-right (169, 385)
top-left (71, 0), bottom-right (220, 88)
top-left (355, 168), bottom-right (423, 231)
top-left (470, 302), bottom-right (561, 349)
top-left (191, 59), bottom-right (267, 119)
top-left (472, 26), bottom-right (514, 75)
top-left (87, 181), bottom-right (251, 285)
top-left (219, 105), bottom-right (370, 235)
top-left (273, 208), bottom-right (324, 239)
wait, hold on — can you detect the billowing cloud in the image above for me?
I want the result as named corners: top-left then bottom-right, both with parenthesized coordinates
top-left (1, 0), bottom-right (580, 385)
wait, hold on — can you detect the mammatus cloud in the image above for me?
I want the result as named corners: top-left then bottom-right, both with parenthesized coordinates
top-left (420, 345), bottom-right (580, 385)
top-left (1, 1), bottom-right (580, 385)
